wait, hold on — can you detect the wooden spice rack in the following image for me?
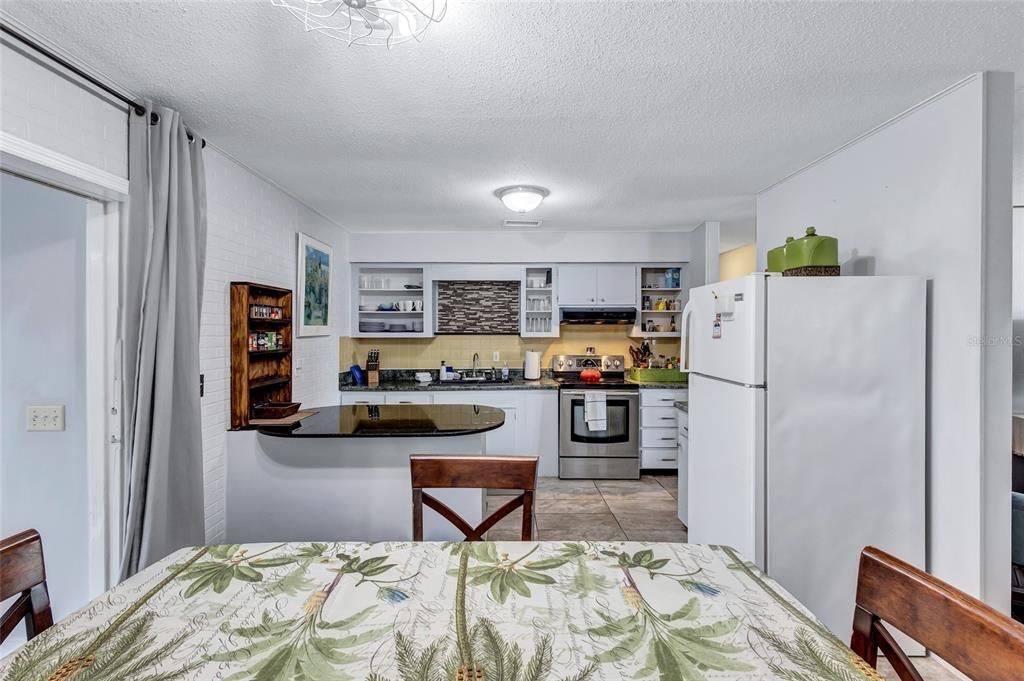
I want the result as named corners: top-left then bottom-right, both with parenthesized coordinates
top-left (230, 282), bottom-right (293, 429)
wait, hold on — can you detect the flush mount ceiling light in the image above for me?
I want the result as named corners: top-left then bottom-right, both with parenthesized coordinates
top-left (271, 0), bottom-right (446, 48)
top-left (495, 185), bottom-right (550, 213)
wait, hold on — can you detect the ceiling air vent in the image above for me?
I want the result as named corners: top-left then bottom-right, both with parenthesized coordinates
top-left (503, 218), bottom-right (543, 229)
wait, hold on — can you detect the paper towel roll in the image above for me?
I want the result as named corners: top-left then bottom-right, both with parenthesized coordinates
top-left (524, 351), bottom-right (541, 380)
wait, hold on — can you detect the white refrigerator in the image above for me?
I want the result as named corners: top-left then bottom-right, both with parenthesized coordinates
top-left (681, 273), bottom-right (925, 639)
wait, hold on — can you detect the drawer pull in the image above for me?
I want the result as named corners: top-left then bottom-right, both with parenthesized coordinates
top-left (660, 437), bottom-right (675, 441)
top-left (659, 416), bottom-right (675, 420)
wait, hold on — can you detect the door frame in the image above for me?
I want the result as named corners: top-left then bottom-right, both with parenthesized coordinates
top-left (1, 132), bottom-right (128, 593)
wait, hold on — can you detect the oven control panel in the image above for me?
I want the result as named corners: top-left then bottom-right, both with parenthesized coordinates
top-left (551, 354), bottom-right (625, 372)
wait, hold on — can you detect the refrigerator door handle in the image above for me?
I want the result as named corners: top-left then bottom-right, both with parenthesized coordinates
top-left (680, 300), bottom-right (693, 372)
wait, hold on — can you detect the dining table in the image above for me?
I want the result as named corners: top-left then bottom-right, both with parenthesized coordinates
top-left (1, 541), bottom-right (882, 681)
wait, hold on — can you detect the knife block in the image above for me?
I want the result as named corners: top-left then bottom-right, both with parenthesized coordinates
top-left (366, 348), bottom-right (380, 388)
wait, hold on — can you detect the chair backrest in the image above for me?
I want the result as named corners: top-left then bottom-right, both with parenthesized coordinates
top-left (850, 546), bottom-right (1024, 681)
top-left (1, 529), bottom-right (53, 644)
top-left (411, 455), bottom-right (538, 541)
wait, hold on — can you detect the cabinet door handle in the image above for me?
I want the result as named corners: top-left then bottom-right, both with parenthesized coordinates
top-left (600, 298), bottom-right (605, 302)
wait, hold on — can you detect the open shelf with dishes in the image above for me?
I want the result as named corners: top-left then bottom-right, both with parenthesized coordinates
top-left (352, 265), bottom-right (432, 337)
top-left (521, 266), bottom-right (559, 337)
top-left (230, 281), bottom-right (295, 429)
top-left (632, 265), bottom-right (686, 338)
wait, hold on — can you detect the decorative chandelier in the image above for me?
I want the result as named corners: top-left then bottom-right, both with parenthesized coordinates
top-left (271, 0), bottom-right (447, 48)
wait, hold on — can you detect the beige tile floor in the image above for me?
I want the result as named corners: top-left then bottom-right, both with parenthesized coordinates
top-left (486, 475), bottom-right (685, 541)
top-left (488, 477), bottom-right (966, 681)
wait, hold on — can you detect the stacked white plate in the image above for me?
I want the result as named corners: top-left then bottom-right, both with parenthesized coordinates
top-left (360, 321), bottom-right (386, 333)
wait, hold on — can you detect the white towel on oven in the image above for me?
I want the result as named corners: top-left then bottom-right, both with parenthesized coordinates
top-left (584, 391), bottom-right (607, 431)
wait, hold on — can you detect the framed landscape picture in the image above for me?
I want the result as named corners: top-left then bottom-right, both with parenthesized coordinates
top-left (296, 232), bottom-right (333, 337)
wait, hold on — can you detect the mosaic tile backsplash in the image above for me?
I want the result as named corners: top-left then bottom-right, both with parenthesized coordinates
top-left (436, 280), bottom-right (521, 334)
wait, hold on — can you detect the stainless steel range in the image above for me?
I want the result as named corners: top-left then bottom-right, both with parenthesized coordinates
top-left (553, 354), bottom-right (640, 480)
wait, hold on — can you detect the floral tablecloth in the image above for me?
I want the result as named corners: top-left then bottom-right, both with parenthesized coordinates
top-left (1, 541), bottom-right (881, 681)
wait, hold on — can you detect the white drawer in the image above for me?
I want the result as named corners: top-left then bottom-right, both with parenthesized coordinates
top-left (641, 428), bottom-right (679, 448)
top-left (340, 393), bottom-right (386, 405)
top-left (641, 406), bottom-right (678, 428)
top-left (641, 448), bottom-right (678, 469)
top-left (641, 389), bottom-right (687, 407)
top-left (385, 392), bottom-right (434, 405)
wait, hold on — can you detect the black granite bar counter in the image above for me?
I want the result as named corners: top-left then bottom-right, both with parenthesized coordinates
top-left (257, 404), bottom-right (505, 438)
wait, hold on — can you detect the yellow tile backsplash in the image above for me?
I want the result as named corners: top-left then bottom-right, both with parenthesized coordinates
top-left (340, 328), bottom-right (680, 370)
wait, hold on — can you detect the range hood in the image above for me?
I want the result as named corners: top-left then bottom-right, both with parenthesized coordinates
top-left (560, 307), bottom-right (637, 326)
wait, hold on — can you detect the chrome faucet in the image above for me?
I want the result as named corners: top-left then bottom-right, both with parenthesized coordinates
top-left (472, 352), bottom-right (480, 375)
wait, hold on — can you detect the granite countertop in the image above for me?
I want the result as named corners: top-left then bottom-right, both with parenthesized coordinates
top-left (340, 371), bottom-right (559, 392)
top-left (257, 404), bottom-right (506, 438)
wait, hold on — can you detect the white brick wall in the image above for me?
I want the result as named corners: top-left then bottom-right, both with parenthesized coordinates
top-left (0, 41), bottom-right (128, 179)
top-left (201, 150), bottom-right (349, 542)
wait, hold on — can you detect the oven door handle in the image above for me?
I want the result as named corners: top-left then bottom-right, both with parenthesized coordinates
top-left (561, 390), bottom-right (639, 398)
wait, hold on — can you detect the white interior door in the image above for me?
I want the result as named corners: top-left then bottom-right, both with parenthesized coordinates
top-left (0, 172), bottom-right (119, 654)
top-left (687, 373), bottom-right (765, 566)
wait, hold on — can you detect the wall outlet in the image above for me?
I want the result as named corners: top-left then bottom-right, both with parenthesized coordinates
top-left (492, 351), bottom-right (500, 362)
top-left (26, 405), bottom-right (65, 432)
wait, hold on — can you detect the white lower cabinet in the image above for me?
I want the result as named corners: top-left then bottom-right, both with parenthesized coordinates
top-left (384, 392), bottom-right (434, 405)
top-left (430, 390), bottom-right (558, 477)
top-left (677, 408), bottom-right (688, 524)
top-left (340, 393), bottom-right (386, 406)
top-left (639, 388), bottom-right (688, 470)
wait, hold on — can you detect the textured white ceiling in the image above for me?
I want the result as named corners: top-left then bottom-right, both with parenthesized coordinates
top-left (4, 1), bottom-right (1023, 250)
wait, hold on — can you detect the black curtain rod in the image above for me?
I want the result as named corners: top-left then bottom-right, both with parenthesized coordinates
top-left (0, 22), bottom-right (205, 148)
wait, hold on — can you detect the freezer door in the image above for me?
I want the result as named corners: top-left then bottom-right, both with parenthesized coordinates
top-left (765, 275), bottom-right (926, 639)
top-left (687, 373), bottom-right (765, 566)
top-left (689, 275), bottom-right (767, 385)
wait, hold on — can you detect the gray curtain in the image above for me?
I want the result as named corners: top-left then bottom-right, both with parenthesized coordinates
top-left (120, 101), bottom-right (207, 578)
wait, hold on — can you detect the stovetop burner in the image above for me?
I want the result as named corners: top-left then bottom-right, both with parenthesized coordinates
top-left (551, 354), bottom-right (636, 390)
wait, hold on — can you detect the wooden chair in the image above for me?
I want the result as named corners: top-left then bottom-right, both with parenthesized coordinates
top-left (850, 546), bottom-right (1024, 681)
top-left (1, 529), bottom-right (53, 644)
top-left (411, 455), bottom-right (538, 541)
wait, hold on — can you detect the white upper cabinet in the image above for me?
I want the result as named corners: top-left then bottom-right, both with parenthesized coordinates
top-left (557, 265), bottom-right (598, 305)
top-left (596, 265), bottom-right (638, 306)
top-left (557, 264), bottom-right (636, 306)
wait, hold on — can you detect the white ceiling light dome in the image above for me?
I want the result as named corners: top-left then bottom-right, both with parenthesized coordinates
top-left (495, 185), bottom-right (550, 213)
top-left (271, 0), bottom-right (447, 48)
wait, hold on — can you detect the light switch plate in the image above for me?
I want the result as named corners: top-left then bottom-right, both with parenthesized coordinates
top-left (492, 351), bottom-right (500, 362)
top-left (26, 405), bottom-right (65, 431)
